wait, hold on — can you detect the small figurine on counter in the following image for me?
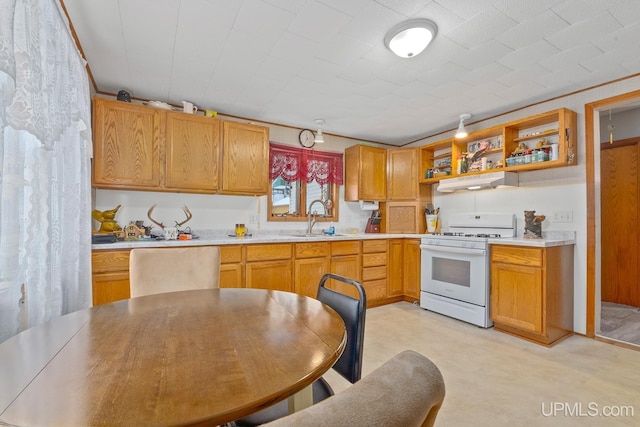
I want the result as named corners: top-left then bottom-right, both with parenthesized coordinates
top-left (92, 205), bottom-right (123, 233)
top-left (524, 210), bottom-right (545, 239)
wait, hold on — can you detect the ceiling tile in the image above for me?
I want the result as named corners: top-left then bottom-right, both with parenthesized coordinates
top-left (446, 8), bottom-right (518, 49)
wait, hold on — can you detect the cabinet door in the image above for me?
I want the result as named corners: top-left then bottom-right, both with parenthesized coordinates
top-left (388, 239), bottom-right (404, 296)
top-left (403, 239), bottom-right (421, 299)
top-left (490, 262), bottom-right (543, 333)
top-left (220, 264), bottom-right (243, 288)
top-left (92, 98), bottom-right (162, 189)
top-left (295, 257), bottom-right (330, 298)
top-left (345, 145), bottom-right (387, 201)
top-left (246, 260), bottom-right (293, 292)
top-left (388, 148), bottom-right (418, 200)
top-left (165, 113), bottom-right (220, 192)
top-left (329, 255), bottom-right (361, 299)
top-left (92, 272), bottom-right (130, 306)
top-left (221, 121), bottom-right (269, 195)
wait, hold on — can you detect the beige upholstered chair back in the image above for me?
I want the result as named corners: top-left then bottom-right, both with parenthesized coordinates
top-left (129, 246), bottom-right (220, 298)
top-left (263, 350), bottom-right (445, 427)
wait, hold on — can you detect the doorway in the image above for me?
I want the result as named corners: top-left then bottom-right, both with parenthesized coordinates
top-left (586, 90), bottom-right (640, 349)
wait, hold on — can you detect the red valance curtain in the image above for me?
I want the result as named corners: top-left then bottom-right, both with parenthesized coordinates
top-left (269, 143), bottom-right (343, 185)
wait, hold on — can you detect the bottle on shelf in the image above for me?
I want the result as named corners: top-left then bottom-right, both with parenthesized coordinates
top-left (456, 155), bottom-right (462, 174)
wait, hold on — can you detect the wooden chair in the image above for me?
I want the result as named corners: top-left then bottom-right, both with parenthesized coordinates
top-left (263, 350), bottom-right (446, 427)
top-left (235, 273), bottom-right (367, 426)
top-left (129, 246), bottom-right (220, 297)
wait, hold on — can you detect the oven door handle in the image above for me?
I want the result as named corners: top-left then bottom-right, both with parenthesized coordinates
top-left (420, 245), bottom-right (486, 256)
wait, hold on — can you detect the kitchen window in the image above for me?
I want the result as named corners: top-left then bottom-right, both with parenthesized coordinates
top-left (268, 143), bottom-right (343, 222)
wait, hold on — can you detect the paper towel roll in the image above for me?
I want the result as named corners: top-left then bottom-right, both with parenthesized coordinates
top-left (359, 200), bottom-right (379, 210)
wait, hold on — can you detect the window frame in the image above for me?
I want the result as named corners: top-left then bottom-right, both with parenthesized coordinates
top-left (268, 178), bottom-right (339, 222)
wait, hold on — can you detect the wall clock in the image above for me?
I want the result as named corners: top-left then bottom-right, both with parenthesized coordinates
top-left (298, 129), bottom-right (315, 148)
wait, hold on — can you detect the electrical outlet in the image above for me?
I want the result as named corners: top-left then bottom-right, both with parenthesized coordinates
top-left (552, 211), bottom-right (573, 223)
top-left (249, 214), bottom-right (259, 224)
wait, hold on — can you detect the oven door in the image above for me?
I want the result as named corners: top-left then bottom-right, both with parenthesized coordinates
top-left (420, 244), bottom-right (488, 306)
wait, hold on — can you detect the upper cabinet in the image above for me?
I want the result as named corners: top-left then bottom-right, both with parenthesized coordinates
top-left (92, 97), bottom-right (269, 196)
top-left (345, 145), bottom-right (387, 201)
top-left (419, 108), bottom-right (577, 184)
top-left (93, 98), bottom-right (162, 189)
top-left (388, 147), bottom-right (421, 200)
top-left (220, 121), bottom-right (269, 195)
top-left (165, 111), bottom-right (220, 192)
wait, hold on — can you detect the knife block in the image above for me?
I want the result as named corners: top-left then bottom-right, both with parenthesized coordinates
top-left (365, 218), bottom-right (380, 233)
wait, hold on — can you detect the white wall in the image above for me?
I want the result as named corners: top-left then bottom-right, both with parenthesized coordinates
top-left (407, 74), bottom-right (640, 335)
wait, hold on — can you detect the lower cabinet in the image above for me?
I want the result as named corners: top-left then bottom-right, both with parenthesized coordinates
top-left (490, 244), bottom-right (574, 346)
top-left (362, 239), bottom-right (388, 303)
top-left (329, 240), bottom-right (361, 299)
top-left (245, 243), bottom-right (293, 292)
top-left (294, 242), bottom-right (330, 298)
top-left (403, 239), bottom-right (421, 300)
top-left (219, 245), bottom-right (243, 288)
top-left (91, 238), bottom-right (421, 306)
top-left (91, 250), bottom-right (130, 306)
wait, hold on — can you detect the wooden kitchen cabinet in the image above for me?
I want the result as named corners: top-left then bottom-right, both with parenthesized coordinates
top-left (403, 239), bottom-right (421, 300)
top-left (388, 239), bottom-right (404, 297)
top-left (294, 242), bottom-right (330, 298)
top-left (245, 243), bottom-right (293, 292)
top-left (388, 238), bottom-right (421, 301)
top-left (490, 244), bottom-right (574, 346)
top-left (220, 121), bottom-right (269, 195)
top-left (344, 145), bottom-right (387, 201)
top-left (165, 111), bottom-right (220, 192)
top-left (91, 250), bottom-right (131, 306)
top-left (361, 239), bottom-right (388, 304)
top-left (93, 98), bottom-right (162, 190)
top-left (92, 97), bottom-right (221, 193)
top-left (219, 245), bottom-right (243, 288)
top-left (388, 147), bottom-right (421, 200)
top-left (329, 240), bottom-right (361, 299)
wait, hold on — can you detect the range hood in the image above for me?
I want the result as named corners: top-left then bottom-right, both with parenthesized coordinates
top-left (436, 171), bottom-right (518, 193)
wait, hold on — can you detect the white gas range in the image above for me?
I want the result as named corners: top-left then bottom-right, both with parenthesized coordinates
top-left (420, 213), bottom-right (516, 328)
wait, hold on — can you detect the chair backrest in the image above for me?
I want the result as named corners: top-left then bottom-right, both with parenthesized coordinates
top-left (129, 246), bottom-right (220, 298)
top-left (316, 273), bottom-right (366, 384)
top-left (263, 350), bottom-right (446, 427)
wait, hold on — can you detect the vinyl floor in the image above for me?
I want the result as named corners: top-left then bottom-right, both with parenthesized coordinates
top-left (322, 302), bottom-right (640, 427)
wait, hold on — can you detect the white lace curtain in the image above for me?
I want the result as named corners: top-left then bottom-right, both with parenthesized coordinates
top-left (0, 0), bottom-right (92, 343)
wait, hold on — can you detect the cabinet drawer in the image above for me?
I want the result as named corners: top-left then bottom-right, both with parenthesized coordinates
top-left (363, 279), bottom-right (387, 300)
top-left (362, 252), bottom-right (387, 268)
top-left (363, 265), bottom-right (387, 281)
top-left (92, 250), bottom-right (130, 273)
top-left (295, 242), bottom-right (330, 259)
top-left (491, 246), bottom-right (542, 267)
top-left (362, 239), bottom-right (387, 253)
top-left (220, 245), bottom-right (243, 264)
top-left (331, 241), bottom-right (360, 256)
top-left (246, 243), bottom-right (292, 262)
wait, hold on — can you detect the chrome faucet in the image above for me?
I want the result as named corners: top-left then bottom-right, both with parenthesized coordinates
top-left (306, 199), bottom-right (327, 235)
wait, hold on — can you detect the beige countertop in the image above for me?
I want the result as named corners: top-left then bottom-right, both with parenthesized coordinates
top-left (92, 231), bottom-right (425, 250)
top-left (489, 231), bottom-right (576, 248)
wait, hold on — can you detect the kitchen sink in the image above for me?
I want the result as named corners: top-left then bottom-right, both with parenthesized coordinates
top-left (286, 233), bottom-right (349, 238)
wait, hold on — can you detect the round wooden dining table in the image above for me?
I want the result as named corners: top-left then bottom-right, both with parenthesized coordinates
top-left (0, 288), bottom-right (346, 426)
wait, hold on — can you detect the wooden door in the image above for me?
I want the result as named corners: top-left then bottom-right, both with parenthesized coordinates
top-left (165, 113), bottom-right (220, 192)
top-left (246, 260), bottom-right (293, 292)
top-left (295, 257), bottom-right (330, 298)
top-left (600, 143), bottom-right (640, 306)
top-left (490, 262), bottom-right (543, 333)
top-left (387, 239), bottom-right (404, 296)
top-left (388, 148), bottom-right (417, 200)
top-left (92, 98), bottom-right (162, 189)
top-left (221, 121), bottom-right (269, 195)
top-left (403, 239), bottom-right (421, 299)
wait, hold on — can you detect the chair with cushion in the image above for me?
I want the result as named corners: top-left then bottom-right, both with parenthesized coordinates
top-left (129, 246), bottom-right (220, 297)
top-left (263, 350), bottom-right (446, 427)
top-left (235, 273), bottom-right (366, 426)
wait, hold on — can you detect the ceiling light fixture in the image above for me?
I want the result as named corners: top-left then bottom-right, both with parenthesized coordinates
top-left (384, 18), bottom-right (438, 58)
top-left (314, 119), bottom-right (325, 143)
top-left (455, 113), bottom-right (471, 139)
